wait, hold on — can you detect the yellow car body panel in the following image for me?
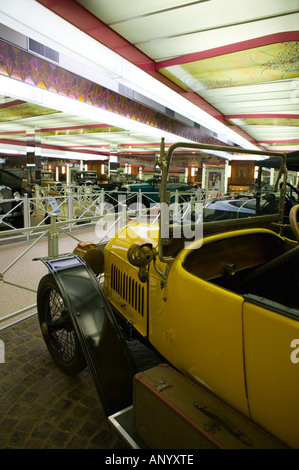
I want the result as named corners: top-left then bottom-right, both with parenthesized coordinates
top-left (104, 222), bottom-right (159, 337)
top-left (243, 301), bottom-right (299, 449)
top-left (148, 260), bottom-right (249, 417)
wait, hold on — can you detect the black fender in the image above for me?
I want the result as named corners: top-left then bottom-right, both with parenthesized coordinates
top-left (38, 254), bottom-right (138, 416)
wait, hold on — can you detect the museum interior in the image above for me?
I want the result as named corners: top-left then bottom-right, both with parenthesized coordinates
top-left (0, 0), bottom-right (298, 452)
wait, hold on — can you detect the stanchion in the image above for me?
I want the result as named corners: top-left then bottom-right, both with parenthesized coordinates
top-left (48, 213), bottom-right (59, 256)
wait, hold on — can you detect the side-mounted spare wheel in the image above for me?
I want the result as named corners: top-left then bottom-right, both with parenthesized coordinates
top-left (37, 273), bottom-right (87, 375)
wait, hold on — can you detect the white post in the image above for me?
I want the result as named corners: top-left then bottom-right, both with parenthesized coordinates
top-left (66, 163), bottom-right (71, 186)
top-left (174, 190), bottom-right (179, 220)
top-left (184, 167), bottom-right (188, 183)
top-left (202, 164), bottom-right (206, 190)
top-left (224, 161), bottom-right (229, 194)
top-left (270, 168), bottom-right (275, 186)
top-left (121, 204), bottom-right (127, 228)
top-left (137, 189), bottom-right (142, 221)
top-left (48, 213), bottom-right (59, 256)
top-left (139, 166), bottom-right (143, 181)
top-left (67, 188), bottom-right (73, 224)
top-left (99, 188), bottom-right (105, 216)
top-left (23, 194), bottom-right (30, 241)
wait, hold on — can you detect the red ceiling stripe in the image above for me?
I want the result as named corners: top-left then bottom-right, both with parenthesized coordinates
top-left (269, 149), bottom-right (298, 153)
top-left (257, 139), bottom-right (299, 143)
top-left (65, 144), bottom-right (110, 149)
top-left (39, 124), bottom-right (110, 132)
top-left (0, 130), bottom-right (26, 135)
top-left (0, 138), bottom-right (109, 156)
top-left (157, 32), bottom-right (299, 69)
top-left (226, 114), bottom-right (299, 119)
top-left (0, 100), bottom-right (25, 109)
top-left (36, 0), bottom-right (155, 70)
top-left (0, 138), bottom-right (26, 146)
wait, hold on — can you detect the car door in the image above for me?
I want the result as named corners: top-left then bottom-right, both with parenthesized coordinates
top-left (149, 257), bottom-right (250, 418)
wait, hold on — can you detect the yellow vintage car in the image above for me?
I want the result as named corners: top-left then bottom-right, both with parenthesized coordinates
top-left (37, 140), bottom-right (299, 448)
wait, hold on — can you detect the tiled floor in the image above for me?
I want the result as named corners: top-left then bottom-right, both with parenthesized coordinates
top-left (0, 314), bottom-right (128, 449)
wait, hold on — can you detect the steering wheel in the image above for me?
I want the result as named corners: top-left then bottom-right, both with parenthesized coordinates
top-left (289, 204), bottom-right (299, 242)
top-left (281, 182), bottom-right (299, 209)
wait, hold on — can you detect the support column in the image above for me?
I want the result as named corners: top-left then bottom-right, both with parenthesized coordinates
top-left (184, 167), bottom-right (188, 183)
top-left (66, 163), bottom-right (71, 186)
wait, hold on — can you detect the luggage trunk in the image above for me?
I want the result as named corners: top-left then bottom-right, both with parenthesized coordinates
top-left (133, 364), bottom-right (288, 449)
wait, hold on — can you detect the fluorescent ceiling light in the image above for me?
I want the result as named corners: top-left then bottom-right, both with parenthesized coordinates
top-left (227, 155), bottom-right (268, 161)
top-left (0, 75), bottom-right (195, 148)
top-left (0, 147), bottom-right (25, 155)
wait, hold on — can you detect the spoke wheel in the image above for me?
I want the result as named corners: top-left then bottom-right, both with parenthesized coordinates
top-left (37, 274), bottom-right (86, 375)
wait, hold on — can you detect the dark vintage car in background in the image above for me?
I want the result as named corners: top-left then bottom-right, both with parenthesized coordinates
top-left (202, 150), bottom-right (299, 239)
top-left (203, 193), bottom-right (280, 221)
top-left (74, 170), bottom-right (122, 192)
top-left (0, 168), bottom-right (31, 229)
top-left (75, 170), bottom-right (98, 186)
top-left (106, 176), bottom-right (199, 210)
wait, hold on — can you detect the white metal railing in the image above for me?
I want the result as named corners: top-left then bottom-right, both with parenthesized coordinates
top-left (0, 206), bottom-right (127, 328)
top-left (0, 187), bottom-right (210, 241)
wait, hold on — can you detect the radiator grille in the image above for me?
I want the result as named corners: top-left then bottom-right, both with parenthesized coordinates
top-left (111, 263), bottom-right (144, 316)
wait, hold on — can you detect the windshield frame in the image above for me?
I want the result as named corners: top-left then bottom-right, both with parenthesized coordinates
top-left (156, 138), bottom-right (287, 263)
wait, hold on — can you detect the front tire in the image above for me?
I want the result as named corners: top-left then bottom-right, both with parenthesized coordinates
top-left (37, 273), bottom-right (87, 375)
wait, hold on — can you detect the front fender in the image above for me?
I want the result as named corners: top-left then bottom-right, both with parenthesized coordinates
top-left (38, 254), bottom-right (138, 416)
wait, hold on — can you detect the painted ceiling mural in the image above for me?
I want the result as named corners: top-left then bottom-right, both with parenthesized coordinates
top-left (160, 42), bottom-right (299, 90)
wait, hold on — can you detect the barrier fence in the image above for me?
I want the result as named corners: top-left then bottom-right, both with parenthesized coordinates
top-left (0, 187), bottom-right (210, 241)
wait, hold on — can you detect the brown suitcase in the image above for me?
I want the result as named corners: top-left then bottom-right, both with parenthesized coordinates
top-left (133, 363), bottom-right (288, 449)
